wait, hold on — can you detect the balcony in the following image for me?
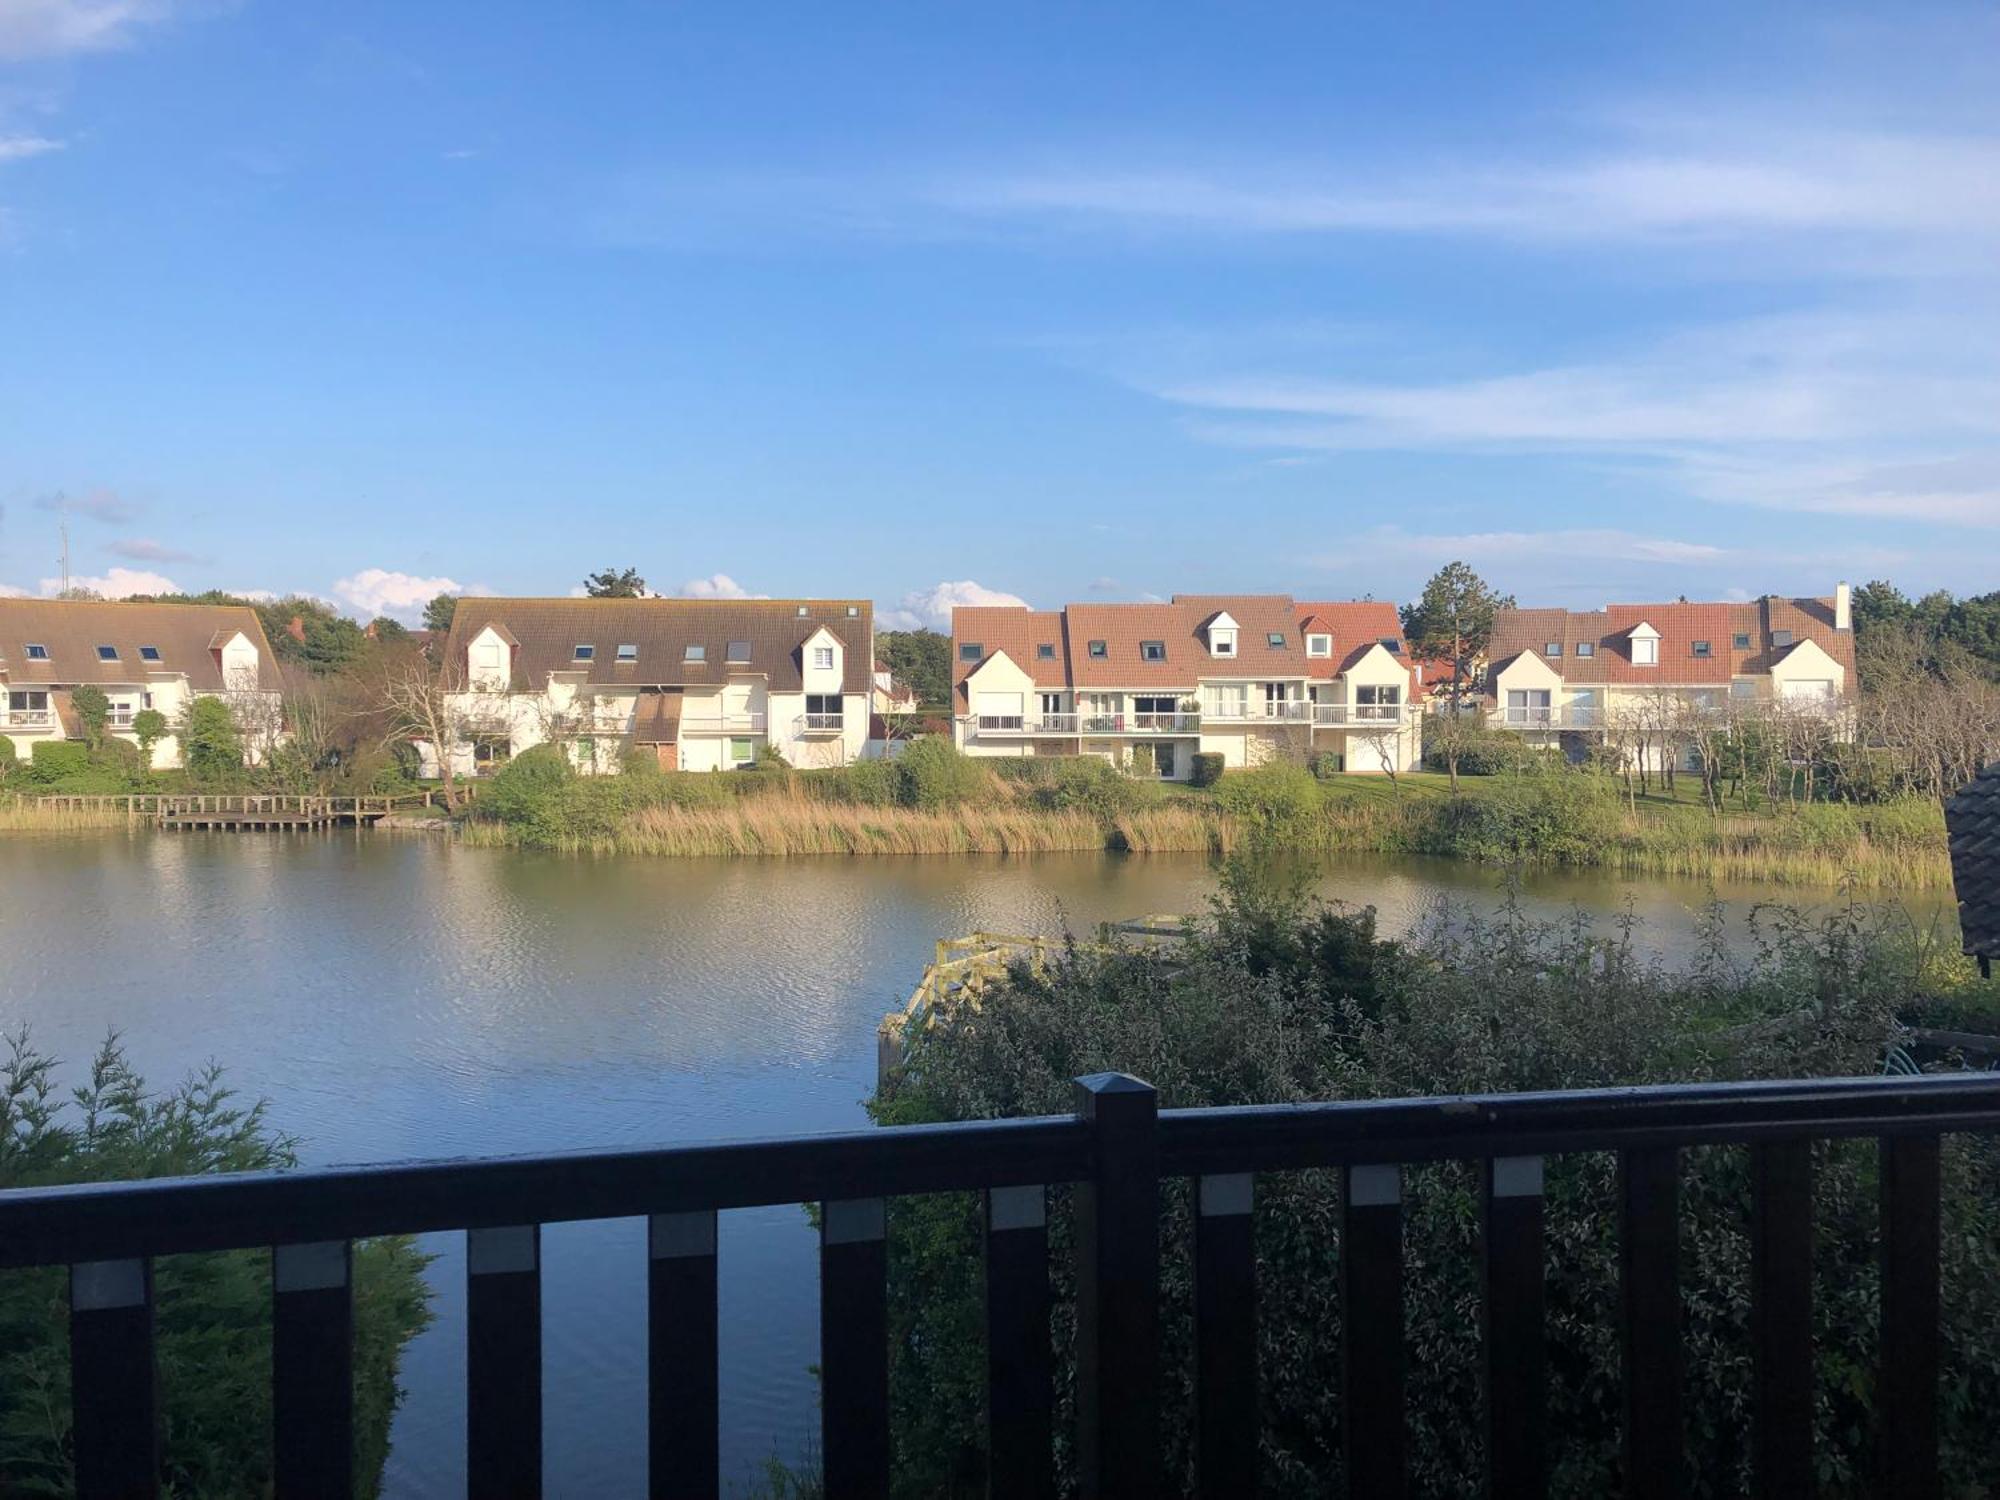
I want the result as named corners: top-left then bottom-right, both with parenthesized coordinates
top-left (680, 712), bottom-right (767, 735)
top-left (795, 712), bottom-right (846, 737)
top-left (1492, 706), bottom-right (1602, 730)
top-left (0, 1070), bottom-right (1990, 1497)
top-left (1313, 703), bottom-right (1408, 727)
top-left (1205, 700), bottom-right (1314, 723)
top-left (970, 713), bottom-right (1080, 736)
top-left (1081, 712), bottom-right (1201, 735)
top-left (4, 709), bottom-right (56, 731)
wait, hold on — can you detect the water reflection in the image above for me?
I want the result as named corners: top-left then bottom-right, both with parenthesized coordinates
top-left (0, 833), bottom-right (1941, 1494)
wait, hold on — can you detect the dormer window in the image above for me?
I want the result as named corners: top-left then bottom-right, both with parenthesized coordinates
top-left (1206, 612), bottom-right (1238, 658)
top-left (96, 645), bottom-right (119, 662)
top-left (1306, 633), bottom-right (1331, 657)
top-left (616, 643), bottom-right (639, 662)
top-left (139, 645), bottom-right (162, 662)
top-left (573, 644), bottom-right (595, 661)
top-left (1633, 637), bottom-right (1658, 665)
top-left (1088, 640), bottom-right (1107, 659)
top-left (684, 644), bottom-right (707, 662)
top-left (1140, 640), bottom-right (1166, 662)
top-left (959, 643), bottom-right (983, 663)
top-left (25, 644), bottom-right (48, 660)
top-left (813, 646), bottom-right (835, 670)
top-left (727, 640), bottom-right (752, 663)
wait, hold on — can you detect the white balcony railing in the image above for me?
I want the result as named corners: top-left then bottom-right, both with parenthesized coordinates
top-left (1491, 706), bottom-right (1601, 730)
top-left (4, 710), bottom-right (54, 729)
top-left (1312, 703), bottom-right (1407, 727)
top-left (971, 713), bottom-right (1081, 735)
top-left (1080, 712), bottom-right (1201, 734)
top-left (1205, 700), bottom-right (1314, 723)
top-left (680, 712), bottom-right (768, 735)
top-left (795, 713), bottom-right (845, 736)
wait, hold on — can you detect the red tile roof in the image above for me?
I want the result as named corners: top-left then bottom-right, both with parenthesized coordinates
top-left (1486, 596), bottom-right (1856, 689)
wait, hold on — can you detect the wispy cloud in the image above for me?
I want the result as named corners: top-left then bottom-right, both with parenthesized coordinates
top-left (106, 536), bottom-right (201, 563)
top-left (0, 0), bottom-right (174, 62)
top-left (0, 135), bottom-right (61, 163)
top-left (33, 487), bottom-right (140, 524)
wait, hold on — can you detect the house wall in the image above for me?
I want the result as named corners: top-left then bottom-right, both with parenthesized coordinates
top-left (2, 671), bottom-right (281, 771)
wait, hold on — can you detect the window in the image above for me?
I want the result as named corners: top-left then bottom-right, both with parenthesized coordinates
top-left (728, 737), bottom-right (755, 768)
top-left (1210, 630), bottom-right (1236, 657)
top-left (475, 642), bottom-right (502, 668)
top-left (959, 642), bottom-right (983, 662)
top-left (1140, 640), bottom-right (1166, 661)
top-left (1575, 641), bottom-right (1595, 657)
top-left (1732, 632), bottom-right (1752, 650)
top-left (96, 645), bottom-right (118, 661)
top-left (139, 645), bottom-right (162, 662)
top-left (812, 646), bottom-right (835, 670)
top-left (1691, 640), bottom-right (1712, 658)
top-left (24, 644), bottom-right (48, 660)
top-left (845, 605), bottom-right (859, 616)
top-left (1266, 632), bottom-right (1287, 648)
top-left (796, 605), bottom-right (809, 617)
top-left (1036, 643), bottom-right (1056, 660)
top-left (1544, 641), bottom-right (1563, 657)
top-left (805, 693), bottom-right (843, 723)
top-left (727, 640), bottom-right (752, 663)
top-left (1088, 640), bottom-right (1107, 658)
top-left (684, 644), bottom-right (707, 662)
top-left (616, 643), bottom-right (638, 662)
top-left (1771, 629), bottom-right (1793, 649)
top-left (1306, 633), bottom-right (1331, 657)
top-left (1632, 637), bottom-right (1658, 665)
top-left (573, 644), bottom-right (595, 660)
top-left (1380, 638), bottom-right (1403, 654)
top-left (1731, 679), bottom-right (1758, 700)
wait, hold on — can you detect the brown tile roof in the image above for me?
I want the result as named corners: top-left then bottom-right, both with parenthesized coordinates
top-left (443, 598), bottom-right (873, 694)
top-left (0, 599), bottom-right (279, 690)
top-left (1947, 762), bottom-right (2000, 963)
top-left (1486, 596), bottom-right (1856, 689)
top-left (949, 608), bottom-right (1070, 704)
top-left (952, 594), bottom-right (1409, 700)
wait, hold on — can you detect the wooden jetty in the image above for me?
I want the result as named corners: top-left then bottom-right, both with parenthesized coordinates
top-left (30, 792), bottom-right (457, 830)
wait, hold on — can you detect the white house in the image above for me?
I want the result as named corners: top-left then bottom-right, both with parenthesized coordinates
top-left (0, 599), bottom-right (284, 770)
top-left (951, 594), bottom-right (1422, 779)
top-left (422, 597), bottom-right (875, 775)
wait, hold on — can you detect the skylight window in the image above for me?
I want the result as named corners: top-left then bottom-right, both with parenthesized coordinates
top-left (139, 645), bottom-right (162, 662)
top-left (1266, 632), bottom-right (1287, 648)
top-left (1088, 640), bottom-right (1107, 658)
top-left (727, 640), bottom-right (752, 663)
top-left (573, 644), bottom-right (595, 661)
top-left (1732, 632), bottom-right (1751, 650)
top-left (684, 644), bottom-right (707, 662)
top-left (959, 643), bottom-right (983, 662)
top-left (1140, 640), bottom-right (1166, 661)
top-left (1575, 642), bottom-right (1595, 658)
top-left (1036, 643), bottom-right (1055, 660)
top-left (1544, 642), bottom-right (1562, 657)
top-left (25, 644), bottom-right (48, 661)
top-left (96, 645), bottom-right (118, 662)
top-left (616, 643), bottom-right (638, 662)
top-left (1691, 640), bottom-right (1712, 658)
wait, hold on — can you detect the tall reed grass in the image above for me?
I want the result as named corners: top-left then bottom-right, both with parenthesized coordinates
top-left (0, 797), bottom-right (131, 832)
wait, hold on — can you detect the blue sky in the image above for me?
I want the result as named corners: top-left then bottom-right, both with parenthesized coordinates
top-left (2, 1), bottom-right (1997, 624)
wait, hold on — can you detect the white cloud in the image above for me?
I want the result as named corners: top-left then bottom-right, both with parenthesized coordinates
top-left (0, 0), bottom-right (173, 61)
top-left (879, 579), bottom-right (1029, 631)
top-left (330, 568), bottom-right (477, 621)
top-left (0, 582), bottom-right (31, 598)
top-left (36, 565), bottom-right (178, 597)
top-left (0, 136), bottom-right (62, 163)
top-left (677, 572), bottom-right (766, 600)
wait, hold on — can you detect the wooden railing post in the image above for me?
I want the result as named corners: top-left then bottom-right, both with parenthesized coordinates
top-left (820, 1197), bottom-right (889, 1499)
top-left (985, 1185), bottom-right (1054, 1500)
top-left (1073, 1072), bottom-right (1159, 1500)
top-left (1482, 1155), bottom-right (1546, 1499)
top-left (1341, 1164), bottom-right (1404, 1500)
top-left (649, 1211), bottom-right (719, 1499)
top-left (1878, 1135), bottom-right (1940, 1500)
top-left (468, 1225), bottom-right (542, 1497)
top-left (70, 1258), bottom-right (157, 1500)
top-left (1194, 1172), bottom-right (1257, 1499)
top-left (1621, 1148), bottom-right (1682, 1500)
top-left (273, 1240), bottom-right (353, 1498)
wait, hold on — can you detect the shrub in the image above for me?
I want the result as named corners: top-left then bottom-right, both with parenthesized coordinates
top-left (1419, 769), bottom-right (1622, 864)
top-left (0, 736), bottom-right (15, 784)
top-left (70, 685), bottom-right (110, 747)
top-left (131, 707), bottom-right (168, 768)
top-left (1423, 725), bottom-right (1538, 776)
top-left (1307, 751), bottom-right (1344, 779)
top-left (894, 737), bottom-right (988, 810)
top-left (1188, 752), bottom-right (1225, 787)
top-left (0, 1033), bottom-right (431, 1497)
top-left (181, 696), bottom-right (245, 786)
top-left (825, 756), bottom-right (902, 807)
top-left (1032, 757), bottom-right (1163, 820)
top-left (27, 740), bottom-right (91, 785)
top-left (1213, 763), bottom-right (1324, 843)
top-left (481, 744), bottom-right (575, 843)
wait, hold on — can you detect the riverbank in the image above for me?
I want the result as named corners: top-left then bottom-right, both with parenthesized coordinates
top-left (455, 755), bottom-right (1954, 890)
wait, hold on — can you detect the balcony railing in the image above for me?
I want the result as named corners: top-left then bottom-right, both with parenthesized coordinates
top-left (0, 1071), bottom-right (1991, 1498)
top-left (680, 712), bottom-right (767, 735)
top-left (971, 713), bottom-right (1081, 735)
top-left (1081, 712), bottom-right (1201, 734)
top-left (795, 713), bottom-right (845, 736)
top-left (1312, 703), bottom-right (1407, 726)
top-left (1205, 700), bottom-right (1314, 723)
top-left (4, 709), bottom-right (55, 729)
top-left (1493, 706), bottom-right (1603, 730)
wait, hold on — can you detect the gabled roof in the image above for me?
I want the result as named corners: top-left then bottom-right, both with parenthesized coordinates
top-left (0, 599), bottom-right (279, 691)
top-left (444, 598), bottom-right (873, 694)
top-left (1485, 596), bottom-right (1856, 688)
top-left (950, 609), bottom-right (1071, 703)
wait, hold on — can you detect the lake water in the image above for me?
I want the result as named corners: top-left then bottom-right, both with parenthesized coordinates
top-left (0, 832), bottom-right (1938, 1495)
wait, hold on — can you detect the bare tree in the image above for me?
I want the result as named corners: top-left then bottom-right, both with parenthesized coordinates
top-left (380, 658), bottom-right (475, 810)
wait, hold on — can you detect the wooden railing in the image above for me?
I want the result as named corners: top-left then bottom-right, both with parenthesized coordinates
top-left (0, 1071), bottom-right (1994, 1498)
top-left (25, 790), bottom-right (470, 816)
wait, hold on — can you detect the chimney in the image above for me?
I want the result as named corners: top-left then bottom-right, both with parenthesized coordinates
top-left (287, 614), bottom-right (306, 643)
top-left (1834, 581), bottom-right (1852, 631)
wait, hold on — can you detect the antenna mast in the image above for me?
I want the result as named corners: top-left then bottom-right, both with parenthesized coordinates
top-left (59, 520), bottom-right (70, 596)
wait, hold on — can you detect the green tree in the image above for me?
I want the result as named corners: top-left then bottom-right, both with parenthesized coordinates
top-left (131, 708), bottom-right (168, 770)
top-left (0, 1032), bottom-right (431, 1497)
top-left (180, 697), bottom-right (244, 785)
top-left (0, 737), bottom-right (16, 786)
top-left (583, 567), bottom-right (647, 598)
top-left (1400, 562), bottom-right (1513, 791)
top-left (422, 592), bottom-right (460, 632)
top-left (68, 685), bottom-right (110, 750)
top-left (876, 629), bottom-right (949, 707)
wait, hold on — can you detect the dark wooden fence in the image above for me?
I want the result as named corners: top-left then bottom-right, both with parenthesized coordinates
top-left (1, 1071), bottom-right (1996, 1499)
